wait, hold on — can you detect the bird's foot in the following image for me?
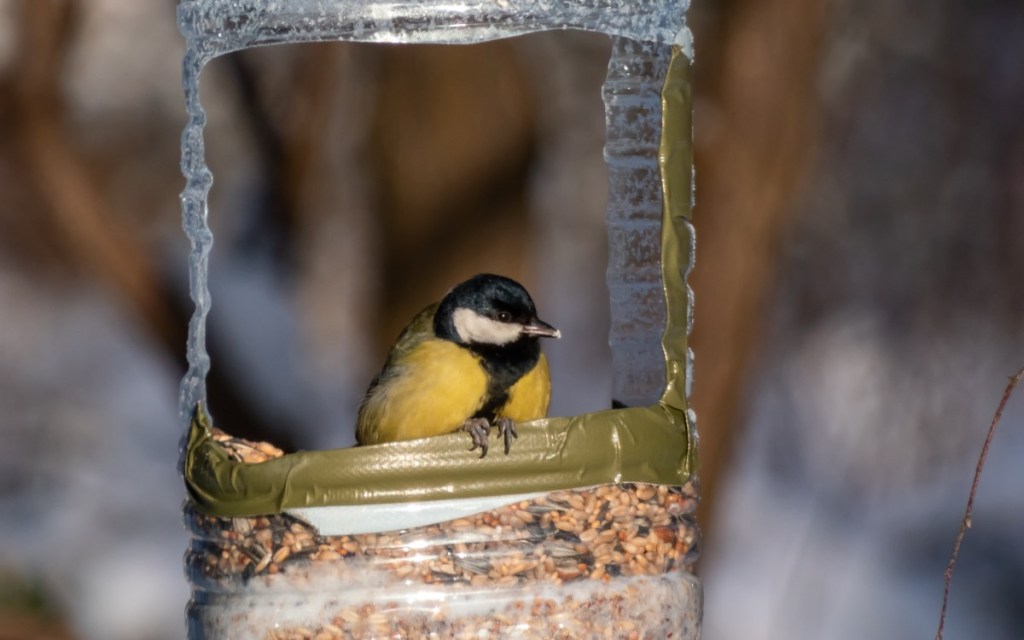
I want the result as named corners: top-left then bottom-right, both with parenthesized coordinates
top-left (494, 417), bottom-right (518, 455)
top-left (460, 417), bottom-right (519, 457)
top-left (461, 418), bottom-right (492, 458)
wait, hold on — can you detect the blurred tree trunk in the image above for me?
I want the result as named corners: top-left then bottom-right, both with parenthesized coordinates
top-left (690, 0), bottom-right (825, 542)
top-left (365, 41), bottom-right (537, 349)
top-left (4, 0), bottom-right (298, 448)
top-left (516, 31), bottom-right (614, 417)
top-left (8, 1), bottom-right (175, 344)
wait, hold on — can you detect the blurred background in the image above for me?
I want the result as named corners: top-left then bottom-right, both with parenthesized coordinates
top-left (1, 0), bottom-right (1023, 638)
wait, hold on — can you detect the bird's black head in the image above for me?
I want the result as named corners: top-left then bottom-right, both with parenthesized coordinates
top-left (435, 274), bottom-right (561, 346)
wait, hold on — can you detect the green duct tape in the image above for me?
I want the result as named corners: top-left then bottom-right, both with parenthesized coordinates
top-left (185, 403), bottom-right (692, 515)
top-left (183, 46), bottom-right (695, 518)
top-left (659, 44), bottom-right (695, 418)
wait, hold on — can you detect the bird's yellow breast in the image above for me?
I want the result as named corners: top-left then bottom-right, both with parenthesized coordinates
top-left (499, 352), bottom-right (551, 422)
top-left (357, 338), bottom-right (490, 445)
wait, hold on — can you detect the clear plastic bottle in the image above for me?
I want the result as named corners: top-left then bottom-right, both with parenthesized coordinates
top-left (178, 0), bottom-right (698, 637)
top-left (185, 444), bottom-right (701, 638)
top-left (604, 38), bottom-right (673, 407)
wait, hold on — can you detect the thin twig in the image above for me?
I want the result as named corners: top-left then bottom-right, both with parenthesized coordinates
top-left (936, 365), bottom-right (1024, 640)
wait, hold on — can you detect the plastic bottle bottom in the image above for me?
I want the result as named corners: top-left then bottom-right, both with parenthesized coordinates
top-left (185, 482), bottom-right (701, 639)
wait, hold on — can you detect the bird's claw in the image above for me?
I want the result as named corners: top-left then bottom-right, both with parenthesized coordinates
top-left (495, 417), bottom-right (518, 455)
top-left (460, 417), bottom-right (518, 457)
top-left (461, 418), bottom-right (492, 458)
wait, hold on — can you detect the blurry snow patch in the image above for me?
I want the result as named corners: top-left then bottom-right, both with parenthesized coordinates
top-left (706, 421), bottom-right (1024, 640)
top-left (209, 250), bottom-right (366, 449)
top-left (770, 311), bottom-right (1013, 494)
top-left (703, 312), bottom-right (1024, 640)
top-left (0, 266), bottom-right (187, 640)
top-left (72, 540), bottom-right (186, 640)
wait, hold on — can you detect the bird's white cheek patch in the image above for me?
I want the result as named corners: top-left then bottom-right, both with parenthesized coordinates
top-left (453, 308), bottom-right (522, 345)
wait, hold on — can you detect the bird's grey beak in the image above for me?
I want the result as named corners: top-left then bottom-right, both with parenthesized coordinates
top-left (521, 318), bottom-right (561, 339)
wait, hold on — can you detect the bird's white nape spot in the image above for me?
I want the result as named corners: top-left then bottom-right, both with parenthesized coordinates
top-left (452, 308), bottom-right (522, 345)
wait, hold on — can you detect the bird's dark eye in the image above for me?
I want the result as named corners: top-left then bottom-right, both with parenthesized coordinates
top-left (496, 311), bottom-right (512, 322)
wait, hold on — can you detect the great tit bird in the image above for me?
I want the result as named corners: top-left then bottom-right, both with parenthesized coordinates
top-left (356, 273), bottom-right (561, 457)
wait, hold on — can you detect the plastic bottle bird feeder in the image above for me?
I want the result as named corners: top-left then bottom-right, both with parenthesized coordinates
top-left (179, 0), bottom-right (699, 638)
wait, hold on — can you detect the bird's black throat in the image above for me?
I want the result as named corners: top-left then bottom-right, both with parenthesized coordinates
top-left (467, 338), bottom-right (541, 421)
